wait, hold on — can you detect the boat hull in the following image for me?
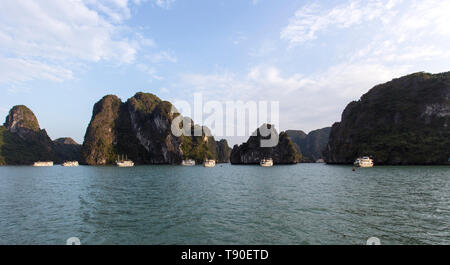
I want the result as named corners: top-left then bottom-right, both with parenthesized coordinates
top-left (182, 160), bottom-right (196, 166)
top-left (354, 157), bottom-right (374, 168)
top-left (62, 161), bottom-right (79, 167)
top-left (260, 159), bottom-right (274, 167)
top-left (203, 160), bottom-right (216, 168)
top-left (33, 162), bottom-right (54, 167)
top-left (116, 161), bottom-right (134, 167)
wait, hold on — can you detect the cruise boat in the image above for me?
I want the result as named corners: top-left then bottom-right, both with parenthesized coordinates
top-left (33, 161), bottom-right (54, 167)
top-left (354, 156), bottom-right (374, 168)
top-left (117, 160), bottom-right (134, 167)
top-left (116, 155), bottom-right (134, 167)
top-left (181, 159), bottom-right (196, 166)
top-left (62, 161), bottom-right (79, 167)
top-left (203, 159), bottom-right (216, 168)
top-left (260, 158), bottom-right (274, 167)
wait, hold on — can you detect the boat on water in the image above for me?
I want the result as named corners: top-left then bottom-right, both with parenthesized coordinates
top-left (181, 159), bottom-right (196, 166)
top-left (354, 156), bottom-right (374, 168)
top-left (260, 158), bottom-right (273, 167)
top-left (116, 155), bottom-right (134, 167)
top-left (203, 159), bottom-right (216, 168)
top-left (33, 161), bottom-right (54, 167)
top-left (62, 161), bottom-right (79, 167)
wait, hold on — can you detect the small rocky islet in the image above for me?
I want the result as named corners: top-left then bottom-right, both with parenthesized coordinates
top-left (0, 71), bottom-right (449, 166)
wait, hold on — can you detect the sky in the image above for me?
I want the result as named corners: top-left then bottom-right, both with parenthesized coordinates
top-left (0, 0), bottom-right (449, 146)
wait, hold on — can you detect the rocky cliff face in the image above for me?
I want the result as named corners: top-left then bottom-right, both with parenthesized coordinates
top-left (230, 124), bottom-right (301, 164)
top-left (0, 105), bottom-right (79, 165)
top-left (286, 127), bottom-right (331, 162)
top-left (53, 137), bottom-right (81, 162)
top-left (4, 105), bottom-right (40, 134)
top-left (81, 92), bottom-right (231, 165)
top-left (215, 139), bottom-right (232, 163)
top-left (324, 72), bottom-right (450, 165)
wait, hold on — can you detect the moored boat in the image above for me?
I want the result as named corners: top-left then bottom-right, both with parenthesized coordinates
top-left (182, 159), bottom-right (196, 166)
top-left (354, 156), bottom-right (374, 168)
top-left (203, 159), bottom-right (216, 168)
top-left (62, 161), bottom-right (79, 167)
top-left (260, 158), bottom-right (273, 167)
top-left (116, 155), bottom-right (134, 167)
top-left (33, 161), bottom-right (54, 167)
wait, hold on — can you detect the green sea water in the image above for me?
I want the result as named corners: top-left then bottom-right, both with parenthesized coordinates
top-left (0, 164), bottom-right (448, 245)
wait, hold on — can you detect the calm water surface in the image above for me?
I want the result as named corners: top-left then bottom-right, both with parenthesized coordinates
top-left (0, 164), bottom-right (449, 245)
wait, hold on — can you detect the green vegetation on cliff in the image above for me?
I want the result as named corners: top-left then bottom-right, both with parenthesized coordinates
top-left (0, 105), bottom-right (80, 165)
top-left (230, 124), bottom-right (301, 164)
top-left (81, 95), bottom-right (122, 165)
top-left (4, 105), bottom-right (40, 132)
top-left (286, 127), bottom-right (331, 162)
top-left (325, 72), bottom-right (450, 165)
top-left (81, 92), bottom-right (229, 165)
top-left (0, 126), bottom-right (56, 165)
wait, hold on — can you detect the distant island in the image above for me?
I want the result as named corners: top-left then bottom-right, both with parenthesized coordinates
top-left (0, 71), bottom-right (448, 166)
top-left (230, 124), bottom-right (302, 165)
top-left (0, 105), bottom-right (81, 165)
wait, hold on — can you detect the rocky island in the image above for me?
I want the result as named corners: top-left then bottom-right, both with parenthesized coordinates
top-left (0, 105), bottom-right (81, 165)
top-left (1, 72), bottom-right (448, 166)
top-left (230, 124), bottom-right (301, 164)
top-left (81, 92), bottom-right (232, 165)
top-left (324, 72), bottom-right (450, 165)
top-left (286, 127), bottom-right (331, 162)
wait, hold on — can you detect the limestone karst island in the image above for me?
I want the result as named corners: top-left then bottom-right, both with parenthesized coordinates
top-left (0, 72), bottom-right (448, 166)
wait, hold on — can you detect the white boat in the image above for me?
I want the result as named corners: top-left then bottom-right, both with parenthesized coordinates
top-left (116, 160), bottom-right (134, 167)
top-left (116, 155), bottom-right (134, 167)
top-left (203, 159), bottom-right (216, 168)
top-left (354, 156), bottom-right (374, 168)
top-left (181, 159), bottom-right (196, 166)
top-left (33, 161), bottom-right (54, 167)
top-left (260, 158), bottom-right (273, 167)
top-left (62, 161), bottom-right (79, 167)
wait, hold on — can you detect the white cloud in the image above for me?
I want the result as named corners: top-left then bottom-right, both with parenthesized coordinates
top-left (0, 0), bottom-right (176, 86)
top-left (281, 0), bottom-right (399, 46)
top-left (137, 63), bottom-right (163, 81)
top-left (154, 0), bottom-right (175, 9)
top-left (276, 0), bottom-right (450, 131)
top-left (177, 0), bottom-right (450, 144)
top-left (159, 87), bottom-right (169, 93)
top-left (354, 1), bottom-right (450, 66)
top-left (0, 0), bottom-right (144, 85)
top-left (145, 51), bottom-right (178, 63)
top-left (180, 62), bottom-right (408, 142)
top-left (0, 57), bottom-right (73, 84)
top-left (84, 0), bottom-right (132, 23)
top-left (249, 40), bottom-right (276, 57)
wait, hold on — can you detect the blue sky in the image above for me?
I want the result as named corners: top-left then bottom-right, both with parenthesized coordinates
top-left (0, 0), bottom-right (449, 145)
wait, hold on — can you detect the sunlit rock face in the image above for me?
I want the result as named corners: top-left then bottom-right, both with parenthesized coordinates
top-left (81, 92), bottom-right (230, 165)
